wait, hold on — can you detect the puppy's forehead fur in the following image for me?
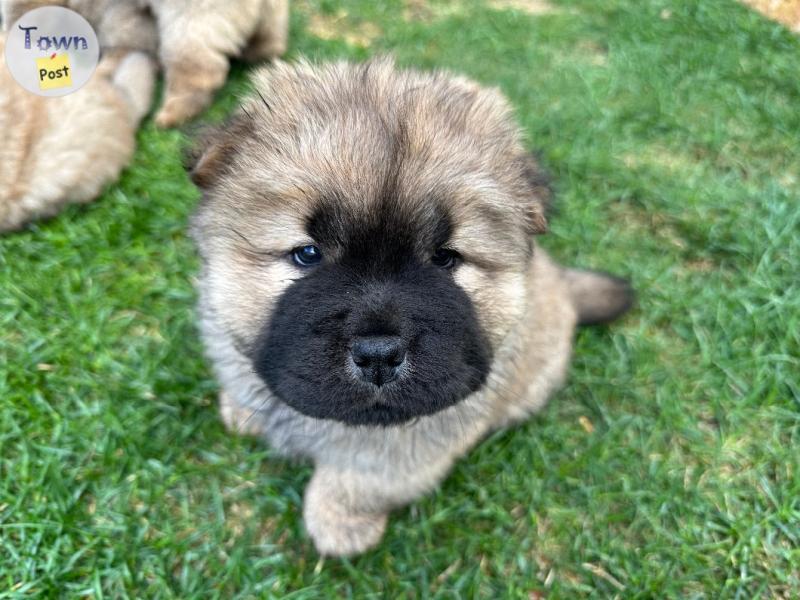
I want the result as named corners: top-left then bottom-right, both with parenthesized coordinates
top-left (192, 58), bottom-right (546, 262)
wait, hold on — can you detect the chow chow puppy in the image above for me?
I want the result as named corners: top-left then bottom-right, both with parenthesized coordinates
top-left (188, 58), bottom-right (633, 556)
top-left (0, 33), bottom-right (155, 231)
top-left (144, 0), bottom-right (289, 127)
top-left (2, 0), bottom-right (289, 127)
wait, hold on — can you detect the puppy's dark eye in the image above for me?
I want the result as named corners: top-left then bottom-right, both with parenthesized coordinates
top-left (292, 245), bottom-right (322, 267)
top-left (431, 248), bottom-right (459, 269)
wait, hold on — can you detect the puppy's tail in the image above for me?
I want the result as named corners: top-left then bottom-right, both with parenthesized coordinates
top-left (112, 52), bottom-right (157, 125)
top-left (563, 268), bottom-right (635, 326)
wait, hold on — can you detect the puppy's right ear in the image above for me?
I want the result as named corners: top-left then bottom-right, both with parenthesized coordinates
top-left (184, 114), bottom-right (249, 188)
top-left (184, 127), bottom-right (231, 189)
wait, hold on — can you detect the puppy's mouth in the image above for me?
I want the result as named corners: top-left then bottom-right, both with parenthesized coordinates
top-left (331, 372), bottom-right (432, 426)
top-left (254, 350), bottom-right (485, 427)
top-left (338, 394), bottom-right (413, 427)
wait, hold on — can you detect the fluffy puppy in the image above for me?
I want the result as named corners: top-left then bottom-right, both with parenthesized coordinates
top-left (188, 58), bottom-right (633, 556)
top-left (2, 0), bottom-right (289, 127)
top-left (143, 0), bottom-right (289, 127)
top-left (0, 33), bottom-right (155, 231)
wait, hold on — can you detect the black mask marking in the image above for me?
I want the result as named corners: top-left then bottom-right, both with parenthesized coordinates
top-left (252, 200), bottom-right (492, 426)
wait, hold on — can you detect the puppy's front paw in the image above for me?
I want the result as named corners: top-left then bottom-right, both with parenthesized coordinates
top-left (304, 467), bottom-right (388, 556)
top-left (304, 500), bottom-right (387, 557)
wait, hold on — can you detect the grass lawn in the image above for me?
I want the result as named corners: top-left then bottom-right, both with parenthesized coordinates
top-left (1, 0), bottom-right (799, 596)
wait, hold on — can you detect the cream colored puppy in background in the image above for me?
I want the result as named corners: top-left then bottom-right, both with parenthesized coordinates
top-left (0, 0), bottom-right (288, 229)
top-left (145, 0), bottom-right (289, 127)
top-left (1, 0), bottom-right (157, 230)
top-left (2, 0), bottom-right (290, 127)
top-left (0, 33), bottom-right (156, 231)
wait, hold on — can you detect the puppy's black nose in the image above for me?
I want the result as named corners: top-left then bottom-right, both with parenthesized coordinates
top-left (351, 336), bottom-right (407, 387)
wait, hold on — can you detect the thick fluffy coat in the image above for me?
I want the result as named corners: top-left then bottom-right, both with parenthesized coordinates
top-left (2, 0), bottom-right (289, 127)
top-left (189, 58), bottom-right (633, 556)
top-left (0, 33), bottom-right (155, 231)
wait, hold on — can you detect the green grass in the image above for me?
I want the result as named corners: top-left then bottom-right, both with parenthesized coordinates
top-left (1, 0), bottom-right (799, 596)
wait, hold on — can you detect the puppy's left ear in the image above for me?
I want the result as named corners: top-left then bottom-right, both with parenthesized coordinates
top-left (519, 152), bottom-right (552, 235)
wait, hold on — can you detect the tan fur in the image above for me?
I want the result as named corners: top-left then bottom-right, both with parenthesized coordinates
top-left (190, 58), bottom-right (632, 556)
top-left (143, 0), bottom-right (289, 127)
top-left (0, 33), bottom-right (156, 231)
top-left (2, 0), bottom-right (289, 127)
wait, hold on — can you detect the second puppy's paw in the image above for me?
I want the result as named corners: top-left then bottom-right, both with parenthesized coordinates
top-left (154, 98), bottom-right (194, 128)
